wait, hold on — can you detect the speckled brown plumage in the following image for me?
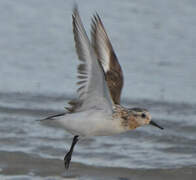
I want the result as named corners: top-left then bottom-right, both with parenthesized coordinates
top-left (91, 13), bottom-right (123, 104)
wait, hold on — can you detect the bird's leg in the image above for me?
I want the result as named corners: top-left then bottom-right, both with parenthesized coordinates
top-left (64, 135), bottom-right (79, 169)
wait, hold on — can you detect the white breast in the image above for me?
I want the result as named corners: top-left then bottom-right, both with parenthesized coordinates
top-left (55, 109), bottom-right (125, 137)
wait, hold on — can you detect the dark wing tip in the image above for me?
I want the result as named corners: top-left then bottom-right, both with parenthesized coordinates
top-left (73, 3), bottom-right (78, 14)
top-left (38, 113), bottom-right (66, 121)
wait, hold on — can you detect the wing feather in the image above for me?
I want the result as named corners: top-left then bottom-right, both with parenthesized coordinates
top-left (91, 14), bottom-right (123, 104)
top-left (71, 6), bottom-right (113, 113)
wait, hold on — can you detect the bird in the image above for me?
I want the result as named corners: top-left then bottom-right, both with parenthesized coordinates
top-left (41, 6), bottom-right (163, 170)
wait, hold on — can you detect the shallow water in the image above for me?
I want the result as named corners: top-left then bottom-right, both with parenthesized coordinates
top-left (0, 0), bottom-right (196, 179)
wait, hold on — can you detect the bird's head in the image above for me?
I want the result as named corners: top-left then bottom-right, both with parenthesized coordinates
top-left (126, 108), bottom-right (163, 130)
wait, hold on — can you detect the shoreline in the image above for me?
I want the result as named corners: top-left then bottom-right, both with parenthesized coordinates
top-left (1, 151), bottom-right (196, 180)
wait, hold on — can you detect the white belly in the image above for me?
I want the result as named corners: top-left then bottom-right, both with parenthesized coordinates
top-left (54, 110), bottom-right (125, 137)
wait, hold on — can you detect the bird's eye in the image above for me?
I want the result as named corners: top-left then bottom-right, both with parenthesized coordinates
top-left (141, 113), bottom-right (146, 118)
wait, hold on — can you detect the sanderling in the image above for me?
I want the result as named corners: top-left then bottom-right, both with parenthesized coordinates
top-left (42, 6), bottom-right (163, 169)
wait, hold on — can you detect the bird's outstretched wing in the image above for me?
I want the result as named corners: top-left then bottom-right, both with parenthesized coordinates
top-left (91, 14), bottom-right (123, 104)
top-left (71, 6), bottom-right (113, 113)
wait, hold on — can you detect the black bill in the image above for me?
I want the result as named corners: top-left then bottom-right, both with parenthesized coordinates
top-left (150, 120), bottom-right (164, 130)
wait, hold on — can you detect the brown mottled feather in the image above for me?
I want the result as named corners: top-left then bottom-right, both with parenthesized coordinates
top-left (91, 13), bottom-right (123, 104)
top-left (68, 10), bottom-right (123, 112)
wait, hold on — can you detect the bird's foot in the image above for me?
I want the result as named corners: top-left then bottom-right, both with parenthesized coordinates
top-left (64, 135), bottom-right (79, 169)
top-left (64, 151), bottom-right (72, 169)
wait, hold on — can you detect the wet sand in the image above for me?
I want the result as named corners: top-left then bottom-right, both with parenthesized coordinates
top-left (1, 151), bottom-right (196, 180)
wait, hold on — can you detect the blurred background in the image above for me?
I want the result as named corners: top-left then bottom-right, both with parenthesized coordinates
top-left (0, 0), bottom-right (196, 179)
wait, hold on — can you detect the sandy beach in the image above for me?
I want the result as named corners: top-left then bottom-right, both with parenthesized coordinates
top-left (1, 150), bottom-right (196, 180)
